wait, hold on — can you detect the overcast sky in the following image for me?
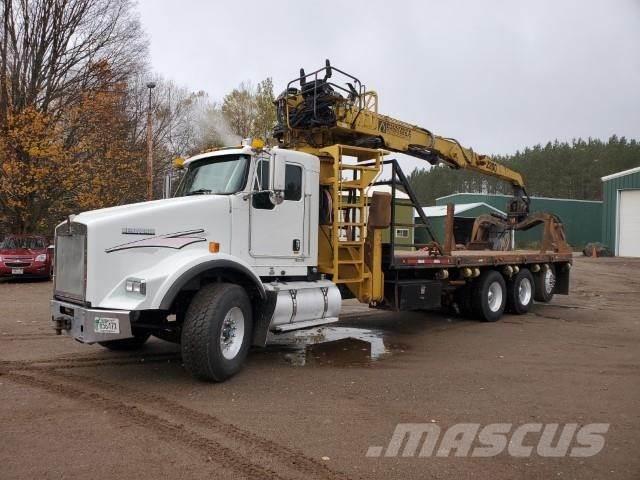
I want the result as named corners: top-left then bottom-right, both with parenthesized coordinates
top-left (137, 0), bottom-right (639, 170)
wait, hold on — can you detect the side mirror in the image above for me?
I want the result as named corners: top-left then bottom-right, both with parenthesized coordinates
top-left (269, 153), bottom-right (286, 205)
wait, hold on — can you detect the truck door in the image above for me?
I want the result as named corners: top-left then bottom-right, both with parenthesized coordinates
top-left (249, 158), bottom-right (306, 259)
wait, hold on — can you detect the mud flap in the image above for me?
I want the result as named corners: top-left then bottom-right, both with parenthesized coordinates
top-left (555, 263), bottom-right (571, 295)
top-left (251, 291), bottom-right (277, 347)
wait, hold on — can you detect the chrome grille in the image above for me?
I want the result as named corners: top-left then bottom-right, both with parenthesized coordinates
top-left (54, 221), bottom-right (87, 303)
top-left (5, 261), bottom-right (31, 267)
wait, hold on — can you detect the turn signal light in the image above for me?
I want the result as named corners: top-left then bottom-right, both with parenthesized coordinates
top-left (209, 242), bottom-right (220, 253)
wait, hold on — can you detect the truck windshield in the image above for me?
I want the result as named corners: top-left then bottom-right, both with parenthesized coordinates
top-left (176, 155), bottom-right (249, 196)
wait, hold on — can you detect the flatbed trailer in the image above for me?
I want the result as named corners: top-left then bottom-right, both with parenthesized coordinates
top-left (364, 157), bottom-right (572, 319)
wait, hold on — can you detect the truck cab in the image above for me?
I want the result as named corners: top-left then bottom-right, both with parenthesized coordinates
top-left (51, 143), bottom-right (341, 381)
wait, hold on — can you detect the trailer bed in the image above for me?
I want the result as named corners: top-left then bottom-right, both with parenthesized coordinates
top-left (393, 249), bottom-right (573, 269)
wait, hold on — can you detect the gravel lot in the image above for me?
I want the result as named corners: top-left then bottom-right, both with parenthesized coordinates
top-left (1, 257), bottom-right (639, 479)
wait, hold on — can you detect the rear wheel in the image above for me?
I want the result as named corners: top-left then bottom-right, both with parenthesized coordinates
top-left (99, 330), bottom-right (150, 351)
top-left (507, 269), bottom-right (535, 314)
top-left (472, 270), bottom-right (506, 322)
top-left (534, 265), bottom-right (555, 303)
top-left (181, 283), bottom-right (253, 382)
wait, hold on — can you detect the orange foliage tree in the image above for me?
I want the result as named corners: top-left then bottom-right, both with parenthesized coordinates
top-left (0, 0), bottom-right (147, 235)
top-left (0, 76), bottom-right (146, 234)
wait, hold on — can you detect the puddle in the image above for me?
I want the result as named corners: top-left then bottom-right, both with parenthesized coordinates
top-left (264, 326), bottom-right (392, 367)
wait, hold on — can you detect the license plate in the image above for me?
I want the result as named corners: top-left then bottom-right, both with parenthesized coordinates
top-left (94, 317), bottom-right (120, 334)
top-left (11, 268), bottom-right (24, 274)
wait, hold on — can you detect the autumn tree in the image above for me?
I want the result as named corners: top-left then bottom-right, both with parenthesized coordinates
top-left (0, 0), bottom-right (146, 233)
top-left (253, 78), bottom-right (276, 140)
top-left (221, 78), bottom-right (276, 141)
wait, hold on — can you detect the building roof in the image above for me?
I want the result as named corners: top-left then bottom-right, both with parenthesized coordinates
top-left (601, 165), bottom-right (640, 182)
top-left (436, 192), bottom-right (602, 204)
top-left (420, 202), bottom-right (506, 217)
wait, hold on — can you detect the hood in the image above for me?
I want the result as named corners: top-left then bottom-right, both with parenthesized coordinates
top-left (73, 195), bottom-right (230, 229)
top-left (0, 248), bottom-right (46, 256)
top-left (71, 194), bottom-right (235, 308)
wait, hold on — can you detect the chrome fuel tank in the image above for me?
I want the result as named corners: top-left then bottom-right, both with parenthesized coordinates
top-left (265, 280), bottom-right (341, 332)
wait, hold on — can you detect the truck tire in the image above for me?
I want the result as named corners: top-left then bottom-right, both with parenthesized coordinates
top-left (534, 265), bottom-right (555, 303)
top-left (181, 283), bottom-right (253, 382)
top-left (471, 270), bottom-right (506, 322)
top-left (98, 331), bottom-right (150, 351)
top-left (506, 269), bottom-right (535, 314)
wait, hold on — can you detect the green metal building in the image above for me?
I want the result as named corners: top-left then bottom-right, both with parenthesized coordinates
top-left (343, 186), bottom-right (414, 247)
top-left (601, 166), bottom-right (640, 257)
top-left (434, 193), bottom-right (603, 249)
top-left (369, 186), bottom-right (414, 246)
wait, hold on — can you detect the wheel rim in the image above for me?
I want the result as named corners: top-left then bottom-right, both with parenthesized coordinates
top-left (518, 277), bottom-right (532, 305)
top-left (487, 281), bottom-right (503, 312)
top-left (219, 307), bottom-right (245, 360)
top-left (544, 269), bottom-right (555, 294)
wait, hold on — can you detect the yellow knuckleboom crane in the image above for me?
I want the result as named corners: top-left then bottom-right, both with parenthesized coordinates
top-left (273, 60), bottom-right (570, 305)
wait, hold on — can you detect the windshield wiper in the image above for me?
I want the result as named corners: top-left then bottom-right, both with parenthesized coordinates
top-left (186, 188), bottom-right (212, 196)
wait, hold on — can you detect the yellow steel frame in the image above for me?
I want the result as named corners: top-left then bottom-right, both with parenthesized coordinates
top-left (299, 144), bottom-right (385, 303)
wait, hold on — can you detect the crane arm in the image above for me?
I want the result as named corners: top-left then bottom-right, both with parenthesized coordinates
top-left (335, 109), bottom-right (525, 188)
top-left (273, 60), bottom-right (529, 217)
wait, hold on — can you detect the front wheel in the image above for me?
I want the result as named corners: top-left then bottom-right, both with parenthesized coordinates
top-left (472, 270), bottom-right (507, 322)
top-left (181, 283), bottom-right (253, 382)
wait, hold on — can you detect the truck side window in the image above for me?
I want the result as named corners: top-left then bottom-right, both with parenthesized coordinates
top-left (253, 162), bottom-right (303, 209)
top-left (252, 160), bottom-right (274, 210)
top-left (285, 164), bottom-right (302, 201)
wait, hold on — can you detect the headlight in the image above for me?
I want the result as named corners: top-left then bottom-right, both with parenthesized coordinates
top-left (125, 278), bottom-right (146, 295)
top-left (35, 254), bottom-right (47, 262)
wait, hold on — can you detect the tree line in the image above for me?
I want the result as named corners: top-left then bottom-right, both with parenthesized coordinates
top-left (2, 1), bottom-right (638, 237)
top-left (408, 136), bottom-right (640, 206)
top-left (0, 0), bottom-right (275, 235)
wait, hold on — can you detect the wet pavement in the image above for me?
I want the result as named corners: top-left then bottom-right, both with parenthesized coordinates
top-left (264, 326), bottom-right (391, 366)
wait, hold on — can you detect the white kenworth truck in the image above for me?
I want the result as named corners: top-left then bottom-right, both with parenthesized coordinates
top-left (51, 64), bottom-right (572, 382)
top-left (51, 143), bottom-right (344, 381)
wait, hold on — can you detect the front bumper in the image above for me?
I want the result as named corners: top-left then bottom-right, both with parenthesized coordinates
top-left (1, 264), bottom-right (50, 278)
top-left (50, 299), bottom-right (133, 344)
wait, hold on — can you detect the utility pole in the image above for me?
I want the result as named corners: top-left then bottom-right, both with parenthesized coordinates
top-left (146, 82), bottom-right (156, 201)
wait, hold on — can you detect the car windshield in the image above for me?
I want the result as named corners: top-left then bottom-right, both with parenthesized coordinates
top-left (1, 236), bottom-right (45, 249)
top-left (176, 155), bottom-right (249, 196)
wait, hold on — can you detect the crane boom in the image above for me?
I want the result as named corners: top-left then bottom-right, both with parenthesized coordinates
top-left (274, 60), bottom-right (529, 218)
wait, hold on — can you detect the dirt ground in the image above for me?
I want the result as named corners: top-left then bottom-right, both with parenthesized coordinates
top-left (1, 257), bottom-right (639, 480)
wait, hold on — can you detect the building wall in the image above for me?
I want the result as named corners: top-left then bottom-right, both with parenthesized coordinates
top-left (435, 193), bottom-right (603, 249)
top-left (383, 201), bottom-right (414, 246)
top-left (602, 170), bottom-right (640, 251)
